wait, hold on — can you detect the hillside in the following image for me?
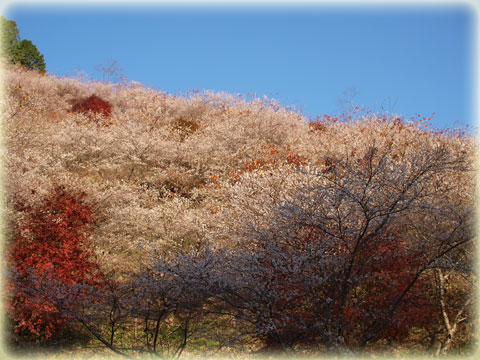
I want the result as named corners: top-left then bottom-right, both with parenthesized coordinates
top-left (2, 65), bottom-right (476, 357)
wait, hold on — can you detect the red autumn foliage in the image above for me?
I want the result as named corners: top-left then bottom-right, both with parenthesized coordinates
top-left (342, 232), bottom-right (438, 342)
top-left (259, 230), bottom-right (438, 349)
top-left (8, 186), bottom-right (104, 341)
top-left (71, 95), bottom-right (112, 119)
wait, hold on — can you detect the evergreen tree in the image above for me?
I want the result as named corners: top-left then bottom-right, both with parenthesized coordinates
top-left (1, 16), bottom-right (20, 62)
top-left (12, 39), bottom-right (46, 71)
top-left (1, 16), bottom-right (46, 71)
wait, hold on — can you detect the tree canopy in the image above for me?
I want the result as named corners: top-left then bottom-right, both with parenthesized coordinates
top-left (12, 39), bottom-right (46, 71)
top-left (1, 16), bottom-right (45, 71)
top-left (1, 16), bottom-right (20, 58)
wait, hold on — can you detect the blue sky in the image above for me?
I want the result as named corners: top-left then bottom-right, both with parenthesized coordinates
top-left (3, 2), bottom-right (477, 130)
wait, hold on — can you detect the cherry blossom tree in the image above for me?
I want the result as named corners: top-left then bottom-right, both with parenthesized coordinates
top-left (2, 65), bottom-right (474, 355)
top-left (148, 129), bottom-right (474, 354)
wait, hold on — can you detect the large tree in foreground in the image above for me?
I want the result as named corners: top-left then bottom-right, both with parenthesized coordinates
top-left (23, 119), bottom-right (472, 356)
top-left (149, 123), bottom-right (474, 354)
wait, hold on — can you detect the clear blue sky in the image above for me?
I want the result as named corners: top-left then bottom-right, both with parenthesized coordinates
top-left (3, 2), bottom-right (477, 130)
